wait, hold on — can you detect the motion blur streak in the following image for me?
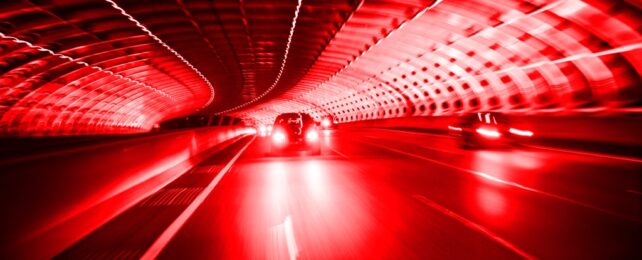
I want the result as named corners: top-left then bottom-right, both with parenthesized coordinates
top-left (364, 134), bottom-right (642, 224)
top-left (1, 0), bottom-right (642, 133)
top-left (104, 0), bottom-right (215, 107)
top-left (0, 127), bottom-right (251, 258)
top-left (509, 128), bottom-right (534, 137)
top-left (1, 0), bottom-right (642, 259)
top-left (413, 195), bottom-right (534, 259)
top-left (476, 127), bottom-right (502, 138)
top-left (218, 0), bottom-right (304, 113)
top-left (141, 136), bottom-right (255, 260)
top-left (152, 129), bottom-right (641, 259)
top-left (0, 32), bottom-right (173, 100)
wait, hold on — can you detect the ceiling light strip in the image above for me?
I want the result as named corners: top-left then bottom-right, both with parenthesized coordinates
top-left (430, 42), bottom-right (642, 93)
top-left (0, 32), bottom-right (174, 101)
top-left (252, 0), bottom-right (365, 118)
top-left (300, 0), bottom-right (558, 111)
top-left (105, 0), bottom-right (215, 108)
top-left (293, 0), bottom-right (443, 110)
top-left (217, 0), bottom-right (304, 114)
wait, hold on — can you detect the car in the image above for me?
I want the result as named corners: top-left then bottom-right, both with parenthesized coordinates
top-left (256, 124), bottom-right (272, 137)
top-left (448, 112), bottom-right (533, 149)
top-left (270, 112), bottom-right (321, 155)
top-left (320, 116), bottom-right (338, 129)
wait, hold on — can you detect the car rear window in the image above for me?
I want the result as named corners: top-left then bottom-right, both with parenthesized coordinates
top-left (274, 113), bottom-right (314, 126)
top-left (461, 113), bottom-right (508, 125)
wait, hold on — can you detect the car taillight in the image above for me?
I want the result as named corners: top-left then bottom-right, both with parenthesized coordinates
top-left (448, 125), bottom-right (462, 132)
top-left (509, 127), bottom-right (533, 137)
top-left (305, 129), bottom-right (319, 141)
top-left (321, 118), bottom-right (331, 128)
top-left (273, 131), bottom-right (286, 143)
top-left (258, 125), bottom-right (267, 136)
top-left (476, 127), bottom-right (501, 138)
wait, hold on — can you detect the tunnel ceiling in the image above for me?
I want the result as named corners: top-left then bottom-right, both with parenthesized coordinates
top-left (1, 0), bottom-right (641, 135)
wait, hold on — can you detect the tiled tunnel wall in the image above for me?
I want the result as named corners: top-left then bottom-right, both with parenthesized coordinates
top-left (0, 0), bottom-right (217, 136)
top-left (1, 0), bottom-right (641, 135)
top-left (242, 0), bottom-right (642, 124)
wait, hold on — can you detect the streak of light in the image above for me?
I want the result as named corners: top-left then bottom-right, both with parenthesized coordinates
top-left (104, 0), bottom-right (215, 108)
top-left (284, 216), bottom-right (299, 260)
top-left (526, 145), bottom-right (642, 164)
top-left (625, 190), bottom-right (642, 196)
top-left (0, 32), bottom-right (173, 101)
top-left (414, 195), bottom-right (534, 260)
top-left (218, 0), bottom-right (304, 113)
top-left (141, 136), bottom-right (255, 260)
top-left (364, 140), bottom-right (642, 224)
top-left (436, 43), bottom-right (642, 92)
top-left (509, 128), bottom-right (534, 137)
top-left (448, 126), bottom-right (463, 131)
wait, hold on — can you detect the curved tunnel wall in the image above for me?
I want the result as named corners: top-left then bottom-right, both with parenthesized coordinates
top-left (0, 0), bottom-right (641, 135)
top-left (242, 0), bottom-right (642, 124)
top-left (0, 1), bottom-right (214, 136)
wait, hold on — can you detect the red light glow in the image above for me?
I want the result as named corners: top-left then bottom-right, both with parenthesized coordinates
top-left (3, 1), bottom-right (642, 258)
top-left (306, 129), bottom-right (319, 141)
top-left (321, 118), bottom-right (331, 128)
top-left (273, 131), bottom-right (287, 144)
top-left (509, 128), bottom-right (534, 137)
top-left (1, 1), bottom-right (642, 134)
top-left (258, 125), bottom-right (268, 136)
top-left (476, 128), bottom-right (501, 138)
top-left (476, 187), bottom-right (509, 218)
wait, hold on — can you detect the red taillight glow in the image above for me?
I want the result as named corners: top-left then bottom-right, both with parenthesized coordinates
top-left (509, 128), bottom-right (533, 137)
top-left (476, 127), bottom-right (501, 138)
top-left (306, 129), bottom-right (319, 141)
top-left (258, 125), bottom-right (267, 136)
top-left (321, 118), bottom-right (331, 128)
top-left (272, 131), bottom-right (287, 143)
top-left (448, 125), bottom-right (462, 132)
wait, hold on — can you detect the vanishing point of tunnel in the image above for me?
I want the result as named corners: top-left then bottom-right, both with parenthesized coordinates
top-left (1, 0), bottom-right (642, 259)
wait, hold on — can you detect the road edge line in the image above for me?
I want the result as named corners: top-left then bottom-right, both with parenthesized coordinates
top-left (141, 135), bottom-right (256, 259)
top-left (414, 195), bottom-right (535, 260)
top-left (363, 140), bottom-right (642, 224)
top-left (526, 145), bottom-right (642, 164)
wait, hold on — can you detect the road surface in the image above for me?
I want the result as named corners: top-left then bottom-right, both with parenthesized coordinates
top-left (57, 128), bottom-right (642, 259)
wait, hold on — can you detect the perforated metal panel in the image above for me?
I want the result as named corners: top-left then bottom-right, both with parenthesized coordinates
top-left (236, 0), bottom-right (642, 124)
top-left (1, 0), bottom-right (641, 135)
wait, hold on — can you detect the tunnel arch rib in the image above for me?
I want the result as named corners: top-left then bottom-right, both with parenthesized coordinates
top-left (0, 0), bottom-right (641, 134)
top-left (238, 0), bottom-right (642, 124)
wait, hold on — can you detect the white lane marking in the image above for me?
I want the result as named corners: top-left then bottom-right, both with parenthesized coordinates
top-left (374, 127), bottom-right (449, 138)
top-left (328, 146), bottom-right (349, 159)
top-left (374, 128), bottom-right (642, 164)
top-left (414, 195), bottom-right (535, 260)
top-left (526, 145), bottom-right (642, 164)
top-left (141, 136), bottom-right (256, 259)
top-left (364, 140), bottom-right (642, 224)
top-left (625, 189), bottom-right (642, 196)
top-left (284, 216), bottom-right (299, 260)
top-left (363, 135), bottom-right (460, 156)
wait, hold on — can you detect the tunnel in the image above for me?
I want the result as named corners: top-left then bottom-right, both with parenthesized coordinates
top-left (1, 0), bottom-right (641, 258)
